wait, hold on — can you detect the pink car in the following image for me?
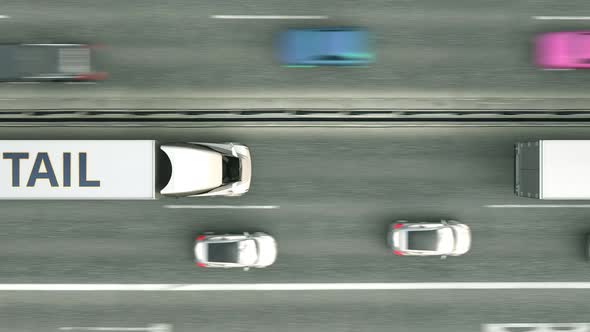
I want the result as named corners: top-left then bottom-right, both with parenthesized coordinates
top-left (535, 31), bottom-right (590, 69)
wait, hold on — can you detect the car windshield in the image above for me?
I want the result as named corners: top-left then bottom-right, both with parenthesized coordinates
top-left (207, 242), bottom-right (239, 263)
top-left (313, 55), bottom-right (349, 61)
top-left (313, 54), bottom-right (370, 61)
top-left (222, 156), bottom-right (240, 185)
top-left (407, 230), bottom-right (438, 251)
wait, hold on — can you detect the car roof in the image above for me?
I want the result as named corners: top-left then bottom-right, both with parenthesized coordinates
top-left (207, 242), bottom-right (240, 263)
top-left (406, 229), bottom-right (438, 251)
top-left (279, 28), bottom-right (371, 64)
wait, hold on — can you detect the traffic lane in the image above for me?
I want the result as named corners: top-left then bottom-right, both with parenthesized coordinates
top-left (0, 125), bottom-right (587, 282)
top-left (0, 201), bottom-right (588, 283)
top-left (0, 201), bottom-right (284, 282)
top-left (0, 8), bottom-right (531, 95)
top-left (525, 0), bottom-right (590, 15)
top-left (0, 290), bottom-right (589, 332)
top-left (3, 0), bottom-right (590, 99)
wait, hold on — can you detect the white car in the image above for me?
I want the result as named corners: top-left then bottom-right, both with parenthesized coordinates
top-left (160, 142), bottom-right (251, 197)
top-left (387, 220), bottom-right (471, 257)
top-left (194, 232), bottom-right (277, 270)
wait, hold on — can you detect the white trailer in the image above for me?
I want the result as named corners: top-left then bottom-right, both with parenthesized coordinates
top-left (0, 140), bottom-right (251, 200)
top-left (515, 140), bottom-right (590, 200)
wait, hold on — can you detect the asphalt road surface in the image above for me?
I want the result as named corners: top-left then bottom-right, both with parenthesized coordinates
top-left (0, 290), bottom-right (589, 332)
top-left (1, 0), bottom-right (590, 103)
top-left (0, 124), bottom-right (586, 283)
top-left (0, 123), bottom-right (588, 331)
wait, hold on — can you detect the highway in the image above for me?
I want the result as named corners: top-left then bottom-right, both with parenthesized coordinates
top-left (2, 0), bottom-right (590, 107)
top-left (2, 0), bottom-right (590, 329)
top-left (0, 124), bottom-right (586, 283)
top-left (0, 123), bottom-right (587, 331)
top-left (1, 290), bottom-right (590, 332)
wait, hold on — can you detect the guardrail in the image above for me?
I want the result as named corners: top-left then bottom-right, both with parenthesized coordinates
top-left (4, 109), bottom-right (590, 121)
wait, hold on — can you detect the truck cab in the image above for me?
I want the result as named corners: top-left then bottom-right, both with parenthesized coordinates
top-left (159, 142), bottom-right (251, 197)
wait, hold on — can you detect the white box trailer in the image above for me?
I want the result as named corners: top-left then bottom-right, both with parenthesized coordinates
top-left (515, 140), bottom-right (590, 200)
top-left (0, 140), bottom-right (251, 200)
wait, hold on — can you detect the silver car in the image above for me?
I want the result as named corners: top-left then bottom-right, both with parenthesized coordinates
top-left (194, 232), bottom-right (277, 270)
top-left (387, 220), bottom-right (471, 257)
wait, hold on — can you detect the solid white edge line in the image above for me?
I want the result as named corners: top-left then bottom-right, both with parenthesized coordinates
top-left (22, 44), bottom-right (82, 46)
top-left (64, 82), bottom-right (97, 85)
top-left (486, 204), bottom-right (590, 208)
top-left (210, 15), bottom-right (328, 19)
top-left (483, 323), bottom-right (589, 328)
top-left (60, 329), bottom-right (151, 331)
top-left (6, 82), bottom-right (40, 85)
top-left (163, 205), bottom-right (279, 209)
top-left (4, 283), bottom-right (590, 291)
top-left (60, 325), bottom-right (171, 332)
top-left (482, 323), bottom-right (590, 332)
top-left (533, 16), bottom-right (590, 20)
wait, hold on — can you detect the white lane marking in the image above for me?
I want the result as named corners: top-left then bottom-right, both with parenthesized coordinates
top-left (6, 82), bottom-right (40, 84)
top-left (533, 16), bottom-right (590, 20)
top-left (5, 283), bottom-right (590, 291)
top-left (164, 205), bottom-right (279, 209)
top-left (483, 323), bottom-right (590, 332)
top-left (60, 325), bottom-right (172, 332)
top-left (0, 15), bottom-right (10, 19)
top-left (486, 204), bottom-right (590, 208)
top-left (61, 329), bottom-right (150, 331)
top-left (148, 325), bottom-right (172, 332)
top-left (22, 43), bottom-right (83, 46)
top-left (210, 15), bottom-right (328, 19)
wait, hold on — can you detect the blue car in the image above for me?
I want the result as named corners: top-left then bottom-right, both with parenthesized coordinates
top-left (278, 28), bottom-right (373, 66)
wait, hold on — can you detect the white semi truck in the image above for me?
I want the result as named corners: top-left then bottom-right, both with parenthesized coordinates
top-left (0, 140), bottom-right (251, 199)
top-left (515, 140), bottom-right (590, 200)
